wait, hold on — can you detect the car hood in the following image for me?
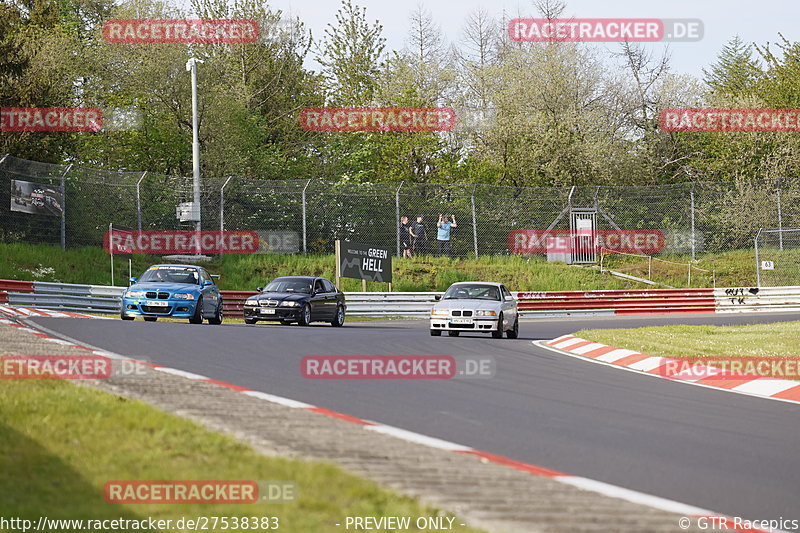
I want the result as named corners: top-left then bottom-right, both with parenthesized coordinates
top-left (250, 292), bottom-right (309, 303)
top-left (433, 299), bottom-right (501, 311)
top-left (127, 282), bottom-right (201, 293)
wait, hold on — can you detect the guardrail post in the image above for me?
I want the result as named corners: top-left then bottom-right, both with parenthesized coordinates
top-left (59, 164), bottom-right (73, 250)
top-left (302, 179), bottom-right (311, 253)
top-left (471, 184), bottom-right (479, 257)
top-left (136, 171), bottom-right (147, 232)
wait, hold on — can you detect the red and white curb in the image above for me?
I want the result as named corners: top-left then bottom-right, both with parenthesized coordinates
top-left (0, 305), bottom-right (108, 320)
top-left (540, 335), bottom-right (800, 405)
top-left (0, 311), bottom-right (773, 532)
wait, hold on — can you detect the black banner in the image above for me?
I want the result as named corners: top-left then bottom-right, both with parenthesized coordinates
top-left (339, 242), bottom-right (392, 282)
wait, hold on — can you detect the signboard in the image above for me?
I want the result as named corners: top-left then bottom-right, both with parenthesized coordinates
top-left (761, 261), bottom-right (775, 271)
top-left (10, 179), bottom-right (63, 217)
top-left (337, 241), bottom-right (392, 282)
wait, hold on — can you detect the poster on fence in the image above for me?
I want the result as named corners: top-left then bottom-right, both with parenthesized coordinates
top-left (336, 241), bottom-right (392, 282)
top-left (10, 179), bottom-right (63, 216)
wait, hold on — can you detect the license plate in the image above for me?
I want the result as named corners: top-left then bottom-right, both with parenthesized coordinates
top-left (147, 300), bottom-right (168, 307)
top-left (451, 318), bottom-right (473, 324)
top-left (260, 308), bottom-right (276, 314)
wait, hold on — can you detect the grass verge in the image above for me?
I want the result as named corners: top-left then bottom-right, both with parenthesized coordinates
top-left (0, 379), bottom-right (484, 532)
top-left (576, 321), bottom-right (800, 362)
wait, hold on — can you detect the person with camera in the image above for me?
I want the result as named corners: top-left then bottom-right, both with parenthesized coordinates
top-left (436, 214), bottom-right (456, 256)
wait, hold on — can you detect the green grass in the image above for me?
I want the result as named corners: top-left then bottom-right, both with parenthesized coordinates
top-left (576, 321), bottom-right (800, 362)
top-left (0, 379), bottom-right (484, 532)
top-left (0, 242), bottom-right (769, 292)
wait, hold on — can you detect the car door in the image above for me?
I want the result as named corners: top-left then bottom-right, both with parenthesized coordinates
top-left (311, 278), bottom-right (329, 320)
top-left (200, 269), bottom-right (218, 314)
top-left (500, 285), bottom-right (516, 328)
top-left (322, 279), bottom-right (339, 316)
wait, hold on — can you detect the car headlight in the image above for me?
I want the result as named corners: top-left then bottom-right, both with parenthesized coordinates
top-left (430, 309), bottom-right (449, 316)
top-left (475, 310), bottom-right (497, 317)
top-left (173, 293), bottom-right (195, 300)
top-left (280, 301), bottom-right (300, 307)
top-left (125, 290), bottom-right (146, 298)
top-left (244, 299), bottom-right (259, 306)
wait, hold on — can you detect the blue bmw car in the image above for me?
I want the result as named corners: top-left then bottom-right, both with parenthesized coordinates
top-left (120, 264), bottom-right (223, 324)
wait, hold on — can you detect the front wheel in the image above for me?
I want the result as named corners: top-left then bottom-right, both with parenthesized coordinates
top-left (189, 298), bottom-right (204, 324)
top-left (491, 313), bottom-right (504, 338)
top-left (120, 310), bottom-right (134, 321)
top-left (244, 317), bottom-right (257, 325)
top-left (506, 316), bottom-right (519, 339)
top-left (298, 304), bottom-right (312, 326)
top-left (331, 305), bottom-right (345, 327)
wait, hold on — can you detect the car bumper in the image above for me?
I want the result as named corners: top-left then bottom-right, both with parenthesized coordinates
top-left (121, 298), bottom-right (199, 318)
top-left (243, 306), bottom-right (301, 321)
top-left (430, 317), bottom-right (499, 332)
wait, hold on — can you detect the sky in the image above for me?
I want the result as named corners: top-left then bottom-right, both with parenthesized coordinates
top-left (260, 0), bottom-right (799, 78)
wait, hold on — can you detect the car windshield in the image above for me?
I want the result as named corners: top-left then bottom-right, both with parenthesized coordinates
top-left (264, 279), bottom-right (313, 294)
top-left (442, 284), bottom-right (501, 301)
top-left (138, 267), bottom-right (199, 284)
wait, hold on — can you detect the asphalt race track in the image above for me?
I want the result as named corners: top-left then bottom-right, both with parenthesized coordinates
top-left (30, 312), bottom-right (800, 523)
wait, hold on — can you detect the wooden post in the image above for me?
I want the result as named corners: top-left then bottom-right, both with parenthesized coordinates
top-left (335, 240), bottom-right (341, 289)
top-left (362, 279), bottom-right (367, 292)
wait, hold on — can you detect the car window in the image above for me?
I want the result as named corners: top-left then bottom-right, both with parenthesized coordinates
top-left (323, 279), bottom-right (336, 292)
top-left (502, 286), bottom-right (512, 298)
top-left (264, 279), bottom-right (313, 293)
top-left (314, 279), bottom-right (325, 293)
top-left (139, 267), bottom-right (199, 284)
top-left (442, 284), bottom-right (501, 301)
top-left (201, 269), bottom-right (214, 285)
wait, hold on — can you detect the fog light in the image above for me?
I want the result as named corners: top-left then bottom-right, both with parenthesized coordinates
top-left (127, 305), bottom-right (136, 310)
top-left (177, 307), bottom-right (188, 312)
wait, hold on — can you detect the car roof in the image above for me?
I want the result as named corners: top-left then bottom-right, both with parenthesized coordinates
top-left (449, 281), bottom-right (503, 288)
top-left (149, 264), bottom-right (201, 269)
top-left (272, 276), bottom-right (317, 281)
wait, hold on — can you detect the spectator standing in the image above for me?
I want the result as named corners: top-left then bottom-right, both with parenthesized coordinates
top-left (400, 216), bottom-right (413, 258)
top-left (411, 215), bottom-right (427, 255)
top-left (437, 214), bottom-right (456, 256)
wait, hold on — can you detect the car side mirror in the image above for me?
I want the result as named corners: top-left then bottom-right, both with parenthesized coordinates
top-left (129, 277), bottom-right (137, 285)
top-left (505, 295), bottom-right (514, 301)
top-left (256, 287), bottom-right (263, 292)
top-left (203, 279), bottom-right (213, 286)
top-left (434, 295), bottom-right (441, 301)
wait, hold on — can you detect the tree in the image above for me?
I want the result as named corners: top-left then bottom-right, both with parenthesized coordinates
top-left (704, 36), bottom-right (761, 97)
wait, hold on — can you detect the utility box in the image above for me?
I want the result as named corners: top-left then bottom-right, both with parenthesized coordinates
top-left (176, 202), bottom-right (200, 222)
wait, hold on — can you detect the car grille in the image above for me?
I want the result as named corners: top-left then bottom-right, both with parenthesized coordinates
top-left (141, 305), bottom-right (172, 314)
top-left (262, 300), bottom-right (279, 307)
top-left (145, 291), bottom-right (170, 299)
top-left (451, 310), bottom-right (473, 317)
top-left (450, 322), bottom-right (475, 329)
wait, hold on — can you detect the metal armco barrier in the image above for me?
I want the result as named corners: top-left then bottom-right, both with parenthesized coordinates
top-left (1, 279), bottom-right (799, 318)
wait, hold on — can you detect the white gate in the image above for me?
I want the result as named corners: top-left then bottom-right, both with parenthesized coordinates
top-left (570, 210), bottom-right (597, 264)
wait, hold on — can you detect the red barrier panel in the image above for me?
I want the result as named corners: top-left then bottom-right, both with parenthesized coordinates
top-left (516, 288), bottom-right (713, 300)
top-left (0, 280), bottom-right (35, 293)
top-left (516, 288), bottom-right (716, 316)
top-left (221, 290), bottom-right (257, 317)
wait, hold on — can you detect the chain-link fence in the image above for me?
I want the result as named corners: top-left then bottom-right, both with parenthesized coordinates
top-left (755, 228), bottom-right (800, 287)
top-left (2, 154), bottom-right (800, 260)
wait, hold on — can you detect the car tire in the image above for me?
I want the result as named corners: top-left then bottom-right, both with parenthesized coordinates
top-left (298, 304), bottom-right (312, 326)
top-left (120, 310), bottom-right (134, 321)
top-left (331, 305), bottom-right (345, 327)
top-left (448, 331), bottom-right (460, 337)
top-left (507, 316), bottom-right (519, 339)
top-left (279, 320), bottom-right (292, 325)
top-left (430, 329), bottom-right (442, 336)
top-left (244, 317), bottom-right (257, 325)
top-left (143, 316), bottom-right (157, 322)
top-left (491, 313), bottom-right (504, 338)
top-left (208, 303), bottom-right (223, 325)
top-left (189, 298), bottom-right (204, 324)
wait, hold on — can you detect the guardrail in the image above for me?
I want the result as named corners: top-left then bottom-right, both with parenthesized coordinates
top-left (2, 279), bottom-right (799, 318)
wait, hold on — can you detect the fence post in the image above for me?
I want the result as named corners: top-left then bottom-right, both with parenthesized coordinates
top-left (471, 184), bottom-right (479, 257)
top-left (220, 176), bottom-right (233, 232)
top-left (690, 186), bottom-right (696, 261)
top-left (395, 181), bottom-right (404, 257)
top-left (302, 179), bottom-right (311, 253)
top-left (754, 229), bottom-right (762, 287)
top-left (777, 178), bottom-right (784, 251)
top-left (136, 171), bottom-right (147, 232)
top-left (0, 154), bottom-right (8, 166)
top-left (59, 164), bottom-right (73, 250)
